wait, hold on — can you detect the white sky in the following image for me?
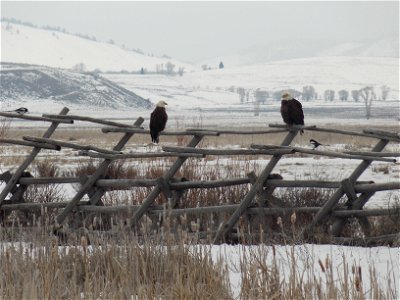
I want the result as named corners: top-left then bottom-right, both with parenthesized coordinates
top-left (1, 1), bottom-right (399, 62)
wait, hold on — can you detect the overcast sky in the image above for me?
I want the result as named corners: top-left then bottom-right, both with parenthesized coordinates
top-left (1, 1), bottom-right (399, 62)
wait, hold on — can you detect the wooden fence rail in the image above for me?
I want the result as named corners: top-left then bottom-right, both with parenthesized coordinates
top-left (1, 108), bottom-right (399, 245)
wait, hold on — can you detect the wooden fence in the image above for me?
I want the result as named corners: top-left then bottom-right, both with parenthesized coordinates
top-left (0, 107), bottom-right (399, 245)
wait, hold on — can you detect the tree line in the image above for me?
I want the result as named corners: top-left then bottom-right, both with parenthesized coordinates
top-left (233, 85), bottom-right (391, 104)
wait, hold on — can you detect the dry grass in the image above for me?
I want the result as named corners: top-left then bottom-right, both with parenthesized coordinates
top-left (0, 225), bottom-right (397, 300)
top-left (238, 243), bottom-right (397, 300)
top-left (0, 232), bottom-right (231, 299)
top-left (369, 194), bottom-right (400, 236)
top-left (0, 117), bottom-right (11, 156)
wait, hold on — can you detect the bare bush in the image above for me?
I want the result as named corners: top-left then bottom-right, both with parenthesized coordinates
top-left (370, 194), bottom-right (400, 237)
top-left (68, 160), bottom-right (138, 180)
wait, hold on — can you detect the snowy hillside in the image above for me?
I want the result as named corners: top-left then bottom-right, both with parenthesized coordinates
top-left (1, 22), bottom-right (198, 73)
top-left (318, 38), bottom-right (399, 58)
top-left (0, 62), bottom-right (152, 110)
top-left (107, 56), bottom-right (399, 105)
top-left (200, 38), bottom-right (399, 67)
top-left (1, 20), bottom-right (398, 126)
top-left (193, 56), bottom-right (398, 95)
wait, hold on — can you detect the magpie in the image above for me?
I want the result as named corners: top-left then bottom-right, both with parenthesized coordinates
top-left (309, 139), bottom-right (323, 149)
top-left (6, 107), bottom-right (29, 115)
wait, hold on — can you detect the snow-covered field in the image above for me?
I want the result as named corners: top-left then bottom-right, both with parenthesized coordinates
top-left (210, 243), bottom-right (399, 299)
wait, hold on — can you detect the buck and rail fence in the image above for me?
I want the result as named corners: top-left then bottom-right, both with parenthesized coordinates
top-left (0, 107), bottom-right (399, 245)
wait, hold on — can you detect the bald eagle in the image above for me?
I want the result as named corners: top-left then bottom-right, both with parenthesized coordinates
top-left (150, 100), bottom-right (168, 143)
top-left (280, 93), bottom-right (304, 134)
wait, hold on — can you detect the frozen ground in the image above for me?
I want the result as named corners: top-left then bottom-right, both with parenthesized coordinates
top-left (208, 243), bottom-right (399, 299)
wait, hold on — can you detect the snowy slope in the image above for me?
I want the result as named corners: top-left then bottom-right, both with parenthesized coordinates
top-left (200, 38), bottom-right (399, 67)
top-left (187, 56), bottom-right (398, 92)
top-left (1, 20), bottom-right (398, 125)
top-left (319, 38), bottom-right (399, 58)
top-left (1, 22), bottom-right (198, 73)
top-left (0, 62), bottom-right (152, 111)
top-left (107, 56), bottom-right (399, 107)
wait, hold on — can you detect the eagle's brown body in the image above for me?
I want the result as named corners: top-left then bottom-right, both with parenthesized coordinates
top-left (150, 105), bottom-right (168, 143)
top-left (280, 98), bottom-right (304, 126)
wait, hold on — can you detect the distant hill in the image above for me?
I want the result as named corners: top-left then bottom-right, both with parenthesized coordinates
top-left (1, 21), bottom-right (197, 73)
top-left (106, 56), bottom-right (399, 111)
top-left (0, 62), bottom-right (152, 109)
top-left (199, 38), bottom-right (399, 67)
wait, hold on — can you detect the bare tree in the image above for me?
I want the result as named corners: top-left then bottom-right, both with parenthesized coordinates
top-left (165, 62), bottom-right (175, 75)
top-left (381, 85), bottom-right (390, 101)
top-left (359, 86), bottom-right (376, 119)
top-left (302, 85), bottom-right (315, 101)
top-left (338, 89), bottom-right (349, 101)
top-left (155, 64), bottom-right (164, 74)
top-left (72, 62), bottom-right (86, 72)
top-left (324, 90), bottom-right (335, 101)
top-left (237, 87), bottom-right (246, 103)
top-left (351, 90), bottom-right (360, 102)
top-left (255, 89), bottom-right (268, 104)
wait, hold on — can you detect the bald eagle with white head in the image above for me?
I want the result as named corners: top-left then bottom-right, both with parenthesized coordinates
top-left (280, 92), bottom-right (304, 134)
top-left (150, 100), bottom-right (168, 143)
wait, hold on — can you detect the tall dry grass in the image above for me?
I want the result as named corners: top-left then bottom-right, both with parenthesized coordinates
top-left (0, 223), bottom-right (397, 300)
top-left (0, 230), bottom-right (231, 299)
top-left (0, 117), bottom-right (11, 157)
top-left (238, 243), bottom-right (397, 300)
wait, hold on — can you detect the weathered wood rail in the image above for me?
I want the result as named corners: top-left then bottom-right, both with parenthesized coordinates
top-left (0, 107), bottom-right (399, 245)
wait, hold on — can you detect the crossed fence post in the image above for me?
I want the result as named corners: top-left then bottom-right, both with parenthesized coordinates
top-left (55, 117), bottom-right (144, 226)
top-left (129, 134), bottom-right (204, 229)
top-left (301, 138), bottom-right (390, 239)
top-left (213, 129), bottom-right (299, 244)
top-left (0, 107), bottom-right (70, 207)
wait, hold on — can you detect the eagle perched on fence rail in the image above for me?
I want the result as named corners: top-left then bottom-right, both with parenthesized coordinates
top-left (280, 92), bottom-right (304, 134)
top-left (150, 100), bottom-right (168, 143)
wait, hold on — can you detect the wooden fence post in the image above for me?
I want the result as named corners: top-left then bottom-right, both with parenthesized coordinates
top-left (213, 129), bottom-right (299, 244)
top-left (331, 191), bottom-right (375, 236)
top-left (129, 134), bottom-right (204, 228)
top-left (301, 138), bottom-right (390, 239)
top-left (0, 107), bottom-right (69, 206)
top-left (0, 172), bottom-right (33, 224)
top-left (55, 117), bottom-right (144, 225)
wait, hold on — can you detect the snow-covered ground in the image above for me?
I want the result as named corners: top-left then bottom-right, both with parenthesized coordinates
top-left (209, 243), bottom-right (399, 299)
top-left (1, 22), bottom-right (197, 72)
